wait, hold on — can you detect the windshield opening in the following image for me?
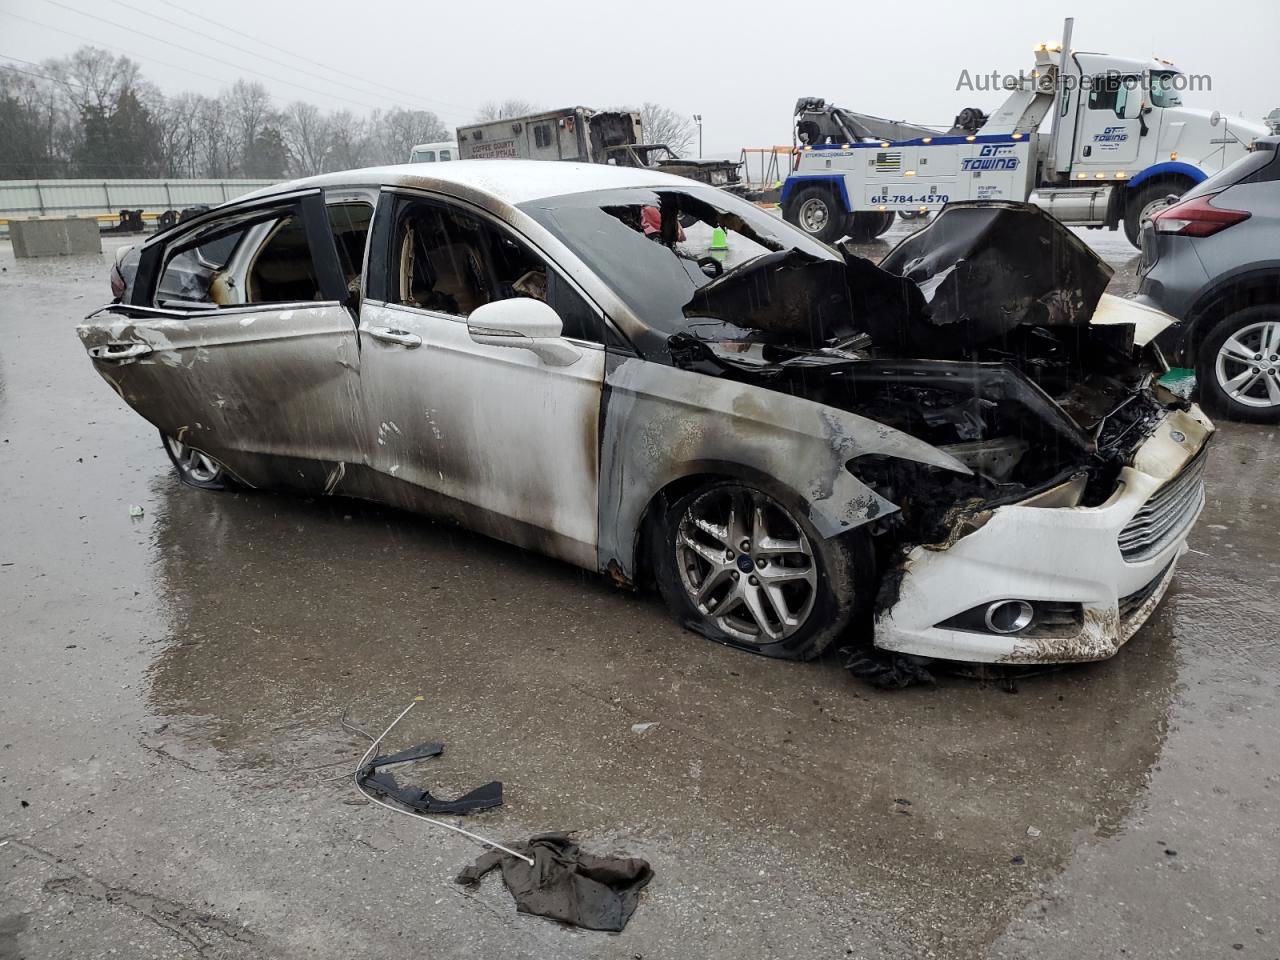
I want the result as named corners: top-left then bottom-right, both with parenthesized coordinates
top-left (1150, 70), bottom-right (1184, 108)
top-left (520, 185), bottom-right (841, 343)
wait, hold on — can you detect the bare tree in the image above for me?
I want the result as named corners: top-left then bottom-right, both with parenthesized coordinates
top-left (637, 102), bottom-right (695, 155)
top-left (0, 45), bottom-right (457, 179)
top-left (326, 109), bottom-right (370, 171)
top-left (282, 101), bottom-right (332, 177)
top-left (165, 91), bottom-right (205, 178)
top-left (0, 67), bottom-right (59, 177)
top-left (194, 94), bottom-right (232, 177)
top-left (53, 47), bottom-right (141, 114)
top-left (226, 79), bottom-right (274, 174)
top-left (0, 66), bottom-right (64, 176)
top-left (474, 99), bottom-right (539, 122)
top-left (30, 47), bottom-right (143, 167)
top-left (367, 107), bottom-right (449, 165)
top-left (144, 83), bottom-right (190, 177)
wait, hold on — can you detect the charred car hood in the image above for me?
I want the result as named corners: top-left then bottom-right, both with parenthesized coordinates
top-left (672, 201), bottom-right (1190, 499)
top-left (683, 201), bottom-right (1157, 359)
top-left (876, 201), bottom-right (1113, 353)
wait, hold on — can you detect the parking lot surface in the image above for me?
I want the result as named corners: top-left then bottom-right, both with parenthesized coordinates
top-left (1, 232), bottom-right (1277, 959)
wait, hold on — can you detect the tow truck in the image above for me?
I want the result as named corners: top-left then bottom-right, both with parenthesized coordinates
top-left (782, 18), bottom-right (1269, 246)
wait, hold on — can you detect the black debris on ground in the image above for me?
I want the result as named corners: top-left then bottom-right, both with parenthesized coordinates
top-left (357, 741), bottom-right (503, 815)
top-left (843, 647), bottom-right (936, 690)
top-left (456, 832), bottom-right (653, 932)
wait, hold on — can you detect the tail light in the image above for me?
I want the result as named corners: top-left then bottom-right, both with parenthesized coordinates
top-left (1152, 192), bottom-right (1251, 237)
top-left (109, 261), bottom-right (126, 300)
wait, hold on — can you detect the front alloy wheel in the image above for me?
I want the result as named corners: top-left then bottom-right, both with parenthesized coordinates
top-left (675, 486), bottom-right (818, 645)
top-left (655, 480), bottom-right (871, 660)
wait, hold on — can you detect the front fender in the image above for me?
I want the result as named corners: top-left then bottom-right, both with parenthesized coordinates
top-left (1127, 162), bottom-right (1206, 190)
top-left (597, 356), bottom-right (970, 579)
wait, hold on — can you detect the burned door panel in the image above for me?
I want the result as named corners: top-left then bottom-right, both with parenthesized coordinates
top-left (357, 192), bottom-right (606, 567)
top-left (78, 195), bottom-right (365, 489)
top-left (358, 302), bottom-right (604, 568)
top-left (79, 304), bottom-right (364, 488)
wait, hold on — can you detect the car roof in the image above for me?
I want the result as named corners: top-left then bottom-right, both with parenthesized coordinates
top-left (239, 159), bottom-right (698, 207)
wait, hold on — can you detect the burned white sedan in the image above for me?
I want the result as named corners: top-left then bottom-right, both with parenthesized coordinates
top-left (81, 161), bottom-right (1212, 668)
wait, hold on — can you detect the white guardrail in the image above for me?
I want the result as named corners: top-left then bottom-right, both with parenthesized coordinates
top-left (0, 179), bottom-right (278, 235)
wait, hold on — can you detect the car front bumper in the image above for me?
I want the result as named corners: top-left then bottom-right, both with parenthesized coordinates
top-left (874, 405), bottom-right (1214, 664)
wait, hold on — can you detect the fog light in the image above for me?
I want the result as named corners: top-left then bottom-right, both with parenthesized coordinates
top-left (984, 600), bottom-right (1035, 634)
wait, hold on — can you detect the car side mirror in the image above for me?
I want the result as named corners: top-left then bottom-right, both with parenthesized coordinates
top-left (1121, 96), bottom-right (1143, 121)
top-left (467, 298), bottom-right (581, 366)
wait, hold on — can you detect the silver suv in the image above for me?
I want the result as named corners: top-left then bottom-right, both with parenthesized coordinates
top-left (1136, 136), bottom-right (1280, 423)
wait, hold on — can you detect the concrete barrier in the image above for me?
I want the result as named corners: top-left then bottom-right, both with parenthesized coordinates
top-left (10, 216), bottom-right (103, 257)
top-left (0, 178), bottom-right (279, 236)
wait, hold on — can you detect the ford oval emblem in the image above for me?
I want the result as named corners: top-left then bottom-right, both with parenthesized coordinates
top-left (1170, 430), bottom-right (1186, 443)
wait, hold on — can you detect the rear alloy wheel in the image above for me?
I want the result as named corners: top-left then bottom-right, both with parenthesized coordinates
top-left (161, 432), bottom-right (232, 490)
top-left (1198, 306), bottom-right (1280, 423)
top-left (655, 480), bottom-right (870, 660)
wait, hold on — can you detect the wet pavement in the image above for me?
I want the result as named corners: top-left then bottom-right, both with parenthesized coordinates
top-left (1, 232), bottom-right (1277, 960)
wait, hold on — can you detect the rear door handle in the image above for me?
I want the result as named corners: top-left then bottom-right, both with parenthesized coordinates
top-left (368, 326), bottom-right (422, 348)
top-left (88, 342), bottom-right (153, 362)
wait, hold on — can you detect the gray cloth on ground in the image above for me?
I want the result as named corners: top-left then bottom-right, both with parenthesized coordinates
top-left (454, 831), bottom-right (653, 931)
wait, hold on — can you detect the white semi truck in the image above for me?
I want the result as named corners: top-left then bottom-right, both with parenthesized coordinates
top-left (782, 19), bottom-right (1269, 246)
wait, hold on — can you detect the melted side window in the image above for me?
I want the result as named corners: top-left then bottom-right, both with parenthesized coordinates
top-left (326, 202), bottom-right (373, 298)
top-left (154, 204), bottom-right (326, 309)
top-left (244, 215), bottom-right (320, 303)
top-left (388, 196), bottom-right (601, 343)
top-left (154, 216), bottom-right (256, 307)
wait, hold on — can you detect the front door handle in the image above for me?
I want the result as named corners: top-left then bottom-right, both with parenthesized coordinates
top-left (368, 326), bottom-right (422, 348)
top-left (88, 342), bottom-right (153, 362)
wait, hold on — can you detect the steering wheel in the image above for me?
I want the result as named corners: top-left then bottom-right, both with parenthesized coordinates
top-left (696, 256), bottom-right (724, 278)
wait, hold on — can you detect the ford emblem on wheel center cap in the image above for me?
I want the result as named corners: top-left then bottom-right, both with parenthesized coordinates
top-left (736, 554), bottom-right (754, 573)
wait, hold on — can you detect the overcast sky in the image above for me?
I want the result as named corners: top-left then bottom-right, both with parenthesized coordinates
top-left (2, 0), bottom-right (1276, 157)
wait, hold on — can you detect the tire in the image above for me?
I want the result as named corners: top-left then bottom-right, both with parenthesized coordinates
top-left (873, 210), bottom-right (897, 237)
top-left (847, 211), bottom-right (894, 242)
top-left (161, 432), bottom-right (234, 490)
top-left (653, 479), bottom-right (873, 660)
top-left (1195, 305), bottom-right (1280, 423)
top-left (784, 186), bottom-right (848, 245)
top-left (1124, 182), bottom-right (1181, 248)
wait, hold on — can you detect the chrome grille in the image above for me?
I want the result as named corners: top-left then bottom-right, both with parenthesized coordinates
top-left (1117, 447), bottom-right (1208, 562)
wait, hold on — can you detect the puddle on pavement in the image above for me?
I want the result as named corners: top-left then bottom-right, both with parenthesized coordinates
top-left (138, 462), bottom-right (1182, 947)
top-left (4, 235), bottom-right (1269, 955)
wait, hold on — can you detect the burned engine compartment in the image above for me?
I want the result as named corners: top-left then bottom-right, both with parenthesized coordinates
top-left (667, 202), bottom-right (1188, 550)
